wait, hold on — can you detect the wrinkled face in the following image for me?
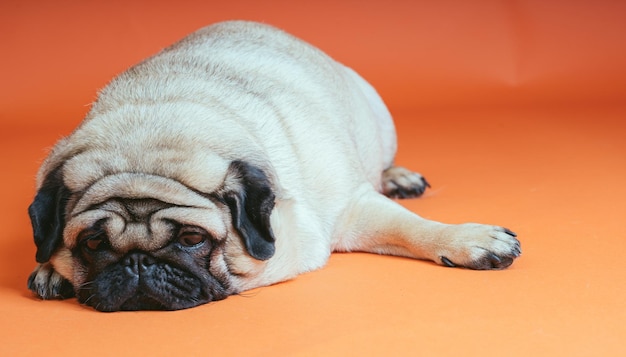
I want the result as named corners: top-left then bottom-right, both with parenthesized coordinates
top-left (31, 161), bottom-right (277, 311)
top-left (65, 198), bottom-right (232, 311)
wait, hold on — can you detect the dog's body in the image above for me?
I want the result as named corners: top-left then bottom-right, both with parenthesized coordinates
top-left (28, 21), bottom-right (520, 311)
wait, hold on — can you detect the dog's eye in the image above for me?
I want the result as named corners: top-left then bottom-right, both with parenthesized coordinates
top-left (85, 238), bottom-right (105, 251)
top-left (177, 227), bottom-right (207, 247)
top-left (180, 234), bottom-right (204, 246)
top-left (78, 229), bottom-right (109, 252)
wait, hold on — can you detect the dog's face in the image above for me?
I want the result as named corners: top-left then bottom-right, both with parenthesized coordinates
top-left (29, 161), bottom-right (277, 311)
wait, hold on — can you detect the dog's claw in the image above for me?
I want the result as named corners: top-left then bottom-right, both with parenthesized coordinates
top-left (504, 228), bottom-right (517, 237)
top-left (441, 256), bottom-right (456, 267)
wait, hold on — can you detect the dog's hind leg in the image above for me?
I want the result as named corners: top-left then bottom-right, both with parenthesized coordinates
top-left (332, 188), bottom-right (521, 270)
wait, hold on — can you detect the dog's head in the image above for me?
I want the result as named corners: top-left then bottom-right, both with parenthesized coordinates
top-left (28, 160), bottom-right (276, 311)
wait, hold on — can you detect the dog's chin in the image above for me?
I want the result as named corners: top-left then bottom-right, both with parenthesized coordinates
top-left (118, 292), bottom-right (170, 311)
top-left (116, 291), bottom-right (210, 311)
top-left (80, 281), bottom-right (215, 312)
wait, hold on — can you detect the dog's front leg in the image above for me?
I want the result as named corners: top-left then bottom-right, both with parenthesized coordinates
top-left (28, 263), bottom-right (75, 299)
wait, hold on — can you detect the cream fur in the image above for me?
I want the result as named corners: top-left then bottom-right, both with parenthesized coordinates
top-left (29, 21), bottom-right (520, 307)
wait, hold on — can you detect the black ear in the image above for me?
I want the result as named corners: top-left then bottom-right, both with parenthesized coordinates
top-left (223, 161), bottom-right (276, 261)
top-left (28, 166), bottom-right (71, 263)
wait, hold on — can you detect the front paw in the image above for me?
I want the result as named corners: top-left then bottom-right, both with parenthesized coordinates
top-left (28, 263), bottom-right (75, 299)
top-left (438, 224), bottom-right (521, 270)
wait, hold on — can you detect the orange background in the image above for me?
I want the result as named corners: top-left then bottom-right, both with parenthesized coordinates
top-left (1, 0), bottom-right (625, 355)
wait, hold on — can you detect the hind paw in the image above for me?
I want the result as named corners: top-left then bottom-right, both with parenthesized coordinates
top-left (381, 166), bottom-right (430, 199)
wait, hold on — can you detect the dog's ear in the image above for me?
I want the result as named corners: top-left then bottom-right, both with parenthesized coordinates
top-left (222, 161), bottom-right (276, 260)
top-left (28, 166), bottom-right (71, 263)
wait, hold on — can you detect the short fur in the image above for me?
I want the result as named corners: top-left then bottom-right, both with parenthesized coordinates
top-left (27, 21), bottom-right (521, 311)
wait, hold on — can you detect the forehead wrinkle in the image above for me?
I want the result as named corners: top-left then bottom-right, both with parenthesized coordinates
top-left (70, 171), bottom-right (227, 217)
top-left (152, 206), bottom-right (228, 241)
top-left (104, 207), bottom-right (176, 252)
top-left (63, 209), bottom-right (118, 248)
top-left (109, 222), bottom-right (168, 252)
top-left (104, 217), bottom-right (176, 252)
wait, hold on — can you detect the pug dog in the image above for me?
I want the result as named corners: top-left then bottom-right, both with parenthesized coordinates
top-left (27, 21), bottom-right (521, 311)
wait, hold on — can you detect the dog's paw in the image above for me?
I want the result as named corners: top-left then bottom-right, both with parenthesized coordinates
top-left (27, 263), bottom-right (75, 299)
top-left (437, 224), bottom-right (521, 270)
top-left (381, 166), bottom-right (430, 199)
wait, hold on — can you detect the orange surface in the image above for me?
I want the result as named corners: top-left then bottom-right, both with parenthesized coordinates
top-left (1, 0), bottom-right (625, 355)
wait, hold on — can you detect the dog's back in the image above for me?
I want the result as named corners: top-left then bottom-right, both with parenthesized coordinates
top-left (79, 20), bottom-right (398, 233)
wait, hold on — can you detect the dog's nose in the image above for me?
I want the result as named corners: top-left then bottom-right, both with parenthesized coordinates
top-left (123, 252), bottom-right (156, 275)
